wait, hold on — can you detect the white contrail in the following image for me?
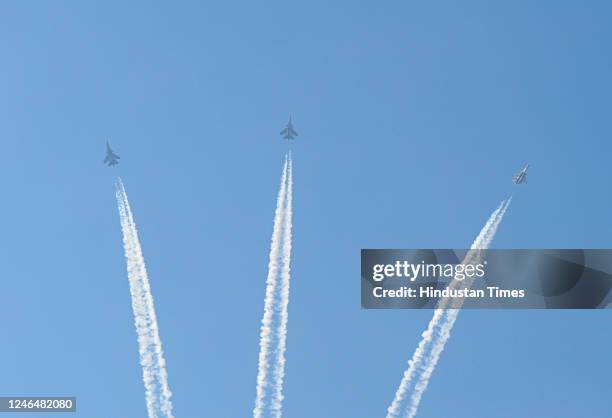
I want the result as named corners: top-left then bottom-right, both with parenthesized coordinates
top-left (402, 197), bottom-right (511, 418)
top-left (116, 179), bottom-right (175, 418)
top-left (386, 198), bottom-right (511, 418)
top-left (254, 154), bottom-right (292, 418)
top-left (117, 181), bottom-right (175, 418)
top-left (116, 191), bottom-right (157, 418)
top-left (270, 154), bottom-right (293, 418)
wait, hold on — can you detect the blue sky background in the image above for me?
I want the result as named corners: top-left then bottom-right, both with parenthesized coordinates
top-left (0, 1), bottom-right (610, 417)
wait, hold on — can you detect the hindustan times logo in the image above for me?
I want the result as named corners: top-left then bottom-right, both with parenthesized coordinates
top-left (372, 260), bottom-right (487, 282)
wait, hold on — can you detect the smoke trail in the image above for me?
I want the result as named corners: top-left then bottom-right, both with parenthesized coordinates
top-left (386, 198), bottom-right (511, 418)
top-left (116, 179), bottom-right (175, 418)
top-left (254, 154), bottom-right (292, 418)
top-left (402, 198), bottom-right (511, 418)
top-left (116, 191), bottom-right (157, 418)
top-left (270, 154), bottom-right (293, 417)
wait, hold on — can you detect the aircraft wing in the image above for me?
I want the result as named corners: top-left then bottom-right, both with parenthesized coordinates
top-left (280, 128), bottom-right (288, 135)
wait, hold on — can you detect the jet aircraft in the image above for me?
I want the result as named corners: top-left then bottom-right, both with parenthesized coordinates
top-left (512, 164), bottom-right (529, 184)
top-left (104, 142), bottom-right (120, 167)
top-left (280, 115), bottom-right (298, 140)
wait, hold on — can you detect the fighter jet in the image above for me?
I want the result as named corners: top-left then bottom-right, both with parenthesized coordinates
top-left (512, 164), bottom-right (529, 184)
top-left (280, 115), bottom-right (298, 141)
top-left (104, 142), bottom-right (120, 167)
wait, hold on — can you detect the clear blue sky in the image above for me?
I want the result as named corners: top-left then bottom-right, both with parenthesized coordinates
top-left (0, 1), bottom-right (610, 417)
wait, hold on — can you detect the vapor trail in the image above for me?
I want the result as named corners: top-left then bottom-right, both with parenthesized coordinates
top-left (254, 154), bottom-right (293, 418)
top-left (116, 179), bottom-right (175, 418)
top-left (386, 198), bottom-right (511, 418)
top-left (402, 198), bottom-right (511, 418)
top-left (270, 154), bottom-right (293, 417)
